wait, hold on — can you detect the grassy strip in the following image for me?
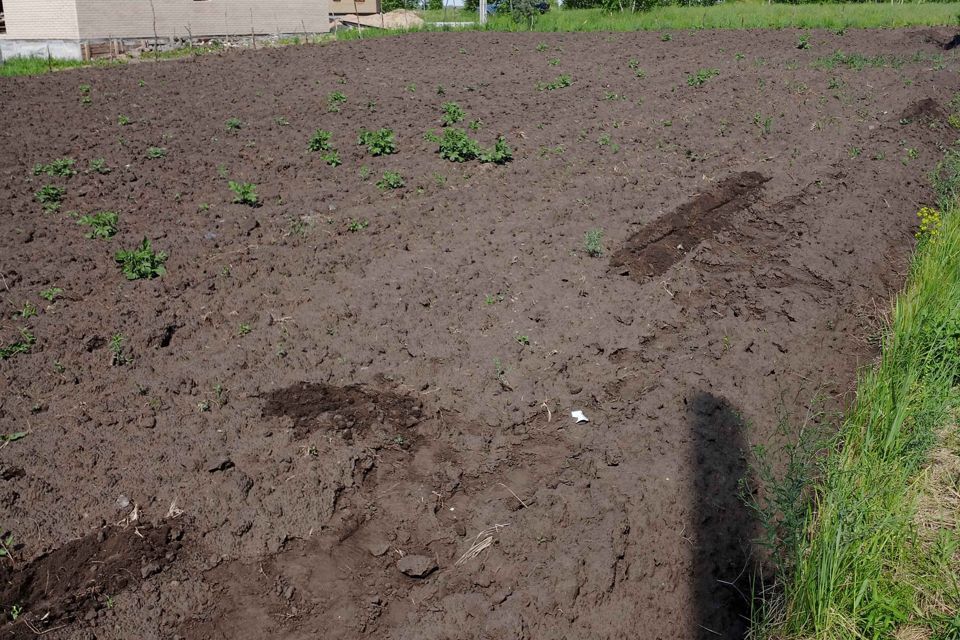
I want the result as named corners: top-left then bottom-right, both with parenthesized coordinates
top-left (759, 151), bottom-right (960, 639)
top-left (413, 1), bottom-right (960, 31)
top-left (0, 56), bottom-right (116, 77)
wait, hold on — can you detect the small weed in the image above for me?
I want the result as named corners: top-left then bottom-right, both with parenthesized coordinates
top-left (359, 165), bottom-right (371, 180)
top-left (687, 68), bottom-right (719, 87)
top-left (849, 147), bottom-right (862, 158)
top-left (406, 83), bottom-right (416, 92)
top-left (536, 41), bottom-right (549, 52)
top-left (33, 158), bottom-right (76, 178)
top-left (225, 117), bottom-right (243, 131)
top-left (516, 334), bottom-right (530, 346)
top-left (35, 185), bottom-right (65, 212)
top-left (584, 228), bottom-right (604, 257)
top-left (9, 605), bottom-right (22, 622)
top-left (661, 33), bottom-right (672, 41)
top-left (0, 329), bottom-right (35, 360)
top-left (915, 206), bottom-right (942, 241)
top-left (115, 237), bottom-right (168, 280)
top-left (117, 114), bottom-right (131, 126)
top-left (238, 323), bottom-right (252, 336)
top-left (753, 113), bottom-right (774, 135)
top-left (228, 181), bottom-right (259, 206)
top-left (77, 211), bottom-right (119, 239)
top-left (603, 91), bottom-right (623, 101)
top-left (548, 57), bottom-right (560, 66)
top-left (376, 171), bottom-right (405, 190)
top-left (146, 147), bottom-right (167, 159)
top-left (39, 287), bottom-right (63, 302)
top-left (327, 90), bottom-right (347, 112)
top-left (797, 33), bottom-right (811, 50)
top-left (357, 128), bottom-right (396, 156)
top-left (109, 333), bottom-right (130, 366)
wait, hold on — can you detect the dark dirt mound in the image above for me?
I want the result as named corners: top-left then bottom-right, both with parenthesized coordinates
top-left (262, 382), bottom-right (425, 439)
top-left (609, 171), bottom-right (769, 281)
top-left (0, 27), bottom-right (953, 640)
top-left (0, 524), bottom-right (181, 638)
top-left (901, 97), bottom-right (946, 122)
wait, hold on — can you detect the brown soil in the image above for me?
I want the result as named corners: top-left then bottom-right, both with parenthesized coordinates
top-left (0, 27), bottom-right (955, 640)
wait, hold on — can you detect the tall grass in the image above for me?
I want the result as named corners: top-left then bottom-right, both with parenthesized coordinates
top-left (761, 151), bottom-right (960, 639)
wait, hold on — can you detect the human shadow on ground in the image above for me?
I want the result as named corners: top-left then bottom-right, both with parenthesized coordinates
top-left (687, 391), bottom-right (757, 640)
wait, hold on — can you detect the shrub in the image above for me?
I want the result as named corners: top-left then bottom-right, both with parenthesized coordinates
top-left (115, 237), bottom-right (167, 280)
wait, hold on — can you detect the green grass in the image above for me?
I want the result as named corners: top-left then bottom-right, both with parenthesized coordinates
top-left (0, 56), bottom-right (123, 78)
top-left (381, 1), bottom-right (960, 36)
top-left (758, 150), bottom-right (960, 639)
top-left (480, 2), bottom-right (960, 31)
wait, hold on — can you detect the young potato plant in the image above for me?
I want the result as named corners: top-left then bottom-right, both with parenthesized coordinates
top-left (35, 185), bottom-right (66, 212)
top-left (308, 129), bottom-right (341, 166)
top-left (441, 102), bottom-right (466, 126)
top-left (115, 237), bottom-right (167, 280)
top-left (33, 158), bottom-right (76, 178)
top-left (687, 68), bottom-right (719, 86)
top-left (327, 91), bottom-right (347, 113)
top-left (357, 128), bottom-right (396, 156)
top-left (376, 171), bottom-right (404, 190)
top-left (77, 211), bottom-right (119, 239)
top-left (0, 328), bottom-right (35, 360)
top-left (229, 181), bottom-right (259, 206)
top-left (424, 128), bottom-right (512, 164)
top-left (225, 117), bottom-right (243, 131)
top-left (537, 74), bottom-right (572, 91)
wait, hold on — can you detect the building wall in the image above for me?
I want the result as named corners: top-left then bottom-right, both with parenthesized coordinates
top-left (330, 0), bottom-right (379, 16)
top-left (74, 0), bottom-right (330, 39)
top-left (2, 0), bottom-right (80, 39)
